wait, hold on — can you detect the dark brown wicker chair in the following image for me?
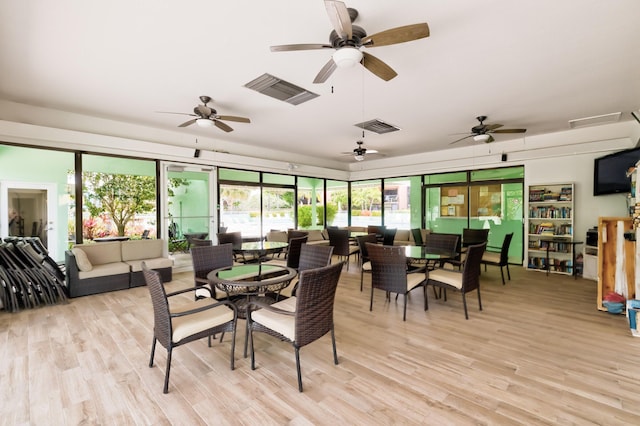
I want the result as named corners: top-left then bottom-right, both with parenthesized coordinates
top-left (281, 243), bottom-right (334, 298)
top-left (190, 243), bottom-right (234, 299)
top-left (382, 228), bottom-right (397, 246)
top-left (217, 231), bottom-right (256, 263)
top-left (411, 228), bottom-right (424, 246)
top-left (190, 238), bottom-right (212, 247)
top-left (462, 228), bottom-right (490, 248)
top-left (425, 242), bottom-right (486, 319)
top-left (247, 261), bottom-right (344, 392)
top-left (356, 233), bottom-right (378, 291)
top-left (142, 262), bottom-right (238, 393)
top-left (481, 233), bottom-right (513, 285)
top-left (265, 235), bottom-right (308, 269)
top-left (366, 243), bottom-right (427, 321)
top-left (327, 228), bottom-right (359, 270)
top-left (423, 232), bottom-right (461, 269)
top-left (367, 225), bottom-right (385, 239)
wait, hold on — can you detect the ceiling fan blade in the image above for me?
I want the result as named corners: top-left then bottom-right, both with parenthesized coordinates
top-left (324, 0), bottom-right (352, 39)
top-left (178, 118), bottom-right (197, 128)
top-left (270, 43), bottom-right (332, 52)
top-left (365, 149), bottom-right (379, 154)
top-left (313, 58), bottom-right (338, 83)
top-left (361, 52), bottom-right (397, 81)
top-left (449, 134), bottom-right (473, 144)
top-left (485, 123), bottom-right (503, 131)
top-left (491, 128), bottom-right (527, 134)
top-left (362, 23), bottom-right (430, 47)
top-left (217, 115), bottom-right (251, 123)
top-left (214, 120), bottom-right (234, 132)
top-left (156, 111), bottom-right (196, 117)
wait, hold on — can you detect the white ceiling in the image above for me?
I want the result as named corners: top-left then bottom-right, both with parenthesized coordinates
top-left (1, 0), bottom-right (639, 168)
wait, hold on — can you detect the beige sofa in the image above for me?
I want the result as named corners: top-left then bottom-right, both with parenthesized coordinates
top-left (65, 239), bottom-right (173, 297)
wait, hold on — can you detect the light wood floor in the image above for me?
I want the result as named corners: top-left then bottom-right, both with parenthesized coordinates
top-left (2, 260), bottom-right (640, 425)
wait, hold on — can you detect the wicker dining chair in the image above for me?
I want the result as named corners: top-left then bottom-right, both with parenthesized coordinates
top-left (280, 243), bottom-right (334, 298)
top-left (382, 228), bottom-right (397, 246)
top-left (462, 228), bottom-right (490, 248)
top-left (265, 235), bottom-right (308, 270)
top-left (356, 233), bottom-right (379, 291)
top-left (142, 262), bottom-right (238, 393)
top-left (411, 228), bottom-right (424, 246)
top-left (327, 228), bottom-right (359, 270)
top-left (425, 242), bottom-right (486, 319)
top-left (247, 261), bottom-right (344, 392)
top-left (481, 233), bottom-right (513, 285)
top-left (366, 243), bottom-right (427, 321)
top-left (190, 243), bottom-right (234, 299)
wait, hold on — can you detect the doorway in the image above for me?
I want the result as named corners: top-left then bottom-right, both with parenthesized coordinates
top-left (0, 181), bottom-right (58, 259)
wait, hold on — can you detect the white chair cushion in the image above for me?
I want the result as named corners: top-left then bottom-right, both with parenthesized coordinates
top-left (171, 299), bottom-right (234, 343)
top-left (251, 297), bottom-right (297, 341)
top-left (482, 252), bottom-right (501, 263)
top-left (407, 272), bottom-right (426, 291)
top-left (78, 262), bottom-right (129, 279)
top-left (362, 261), bottom-right (372, 271)
top-left (71, 248), bottom-right (93, 272)
top-left (428, 269), bottom-right (463, 289)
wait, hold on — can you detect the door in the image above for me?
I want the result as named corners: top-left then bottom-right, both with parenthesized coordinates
top-left (160, 163), bottom-right (216, 251)
top-left (0, 181), bottom-right (58, 259)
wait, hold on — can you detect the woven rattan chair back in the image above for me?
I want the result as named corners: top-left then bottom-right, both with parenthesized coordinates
top-left (462, 228), bottom-right (490, 247)
top-left (367, 243), bottom-right (408, 295)
top-left (191, 243), bottom-right (233, 284)
top-left (299, 244), bottom-right (334, 272)
top-left (382, 228), bottom-right (397, 246)
top-left (286, 235), bottom-right (308, 269)
top-left (411, 228), bottom-right (424, 246)
top-left (216, 232), bottom-right (242, 249)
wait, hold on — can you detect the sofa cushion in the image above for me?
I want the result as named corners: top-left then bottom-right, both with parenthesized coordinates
top-left (78, 262), bottom-right (130, 279)
top-left (395, 229), bottom-right (411, 242)
top-left (71, 248), bottom-right (93, 272)
top-left (266, 230), bottom-right (288, 243)
top-left (306, 229), bottom-right (325, 242)
top-left (74, 241), bottom-right (122, 265)
top-left (121, 239), bottom-right (164, 261)
top-left (126, 257), bottom-right (174, 272)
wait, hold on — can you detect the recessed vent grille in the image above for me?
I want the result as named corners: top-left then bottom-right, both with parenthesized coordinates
top-left (355, 119), bottom-right (401, 134)
top-left (568, 112), bottom-right (621, 129)
top-left (244, 73), bottom-right (319, 105)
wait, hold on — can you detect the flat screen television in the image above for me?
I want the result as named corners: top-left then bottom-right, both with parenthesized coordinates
top-left (593, 147), bottom-right (640, 196)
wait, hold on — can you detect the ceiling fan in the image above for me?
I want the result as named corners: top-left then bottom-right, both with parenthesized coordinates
top-left (342, 140), bottom-right (380, 161)
top-left (270, 0), bottom-right (429, 83)
top-left (158, 96), bottom-right (250, 132)
top-left (450, 116), bottom-right (527, 144)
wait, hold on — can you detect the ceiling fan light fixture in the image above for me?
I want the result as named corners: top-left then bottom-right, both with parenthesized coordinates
top-left (354, 153), bottom-right (365, 161)
top-left (333, 47), bottom-right (363, 68)
top-left (196, 118), bottom-right (213, 128)
top-left (473, 134), bottom-right (491, 143)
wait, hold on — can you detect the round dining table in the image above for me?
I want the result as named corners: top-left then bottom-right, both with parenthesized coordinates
top-left (208, 263), bottom-right (296, 356)
top-left (234, 241), bottom-right (288, 263)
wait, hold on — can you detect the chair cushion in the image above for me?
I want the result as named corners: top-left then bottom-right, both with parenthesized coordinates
top-left (126, 257), bottom-right (173, 272)
top-left (78, 262), bottom-right (130, 279)
top-left (171, 299), bottom-right (234, 343)
top-left (428, 269), bottom-right (463, 289)
top-left (407, 272), bottom-right (426, 291)
top-left (251, 297), bottom-right (296, 341)
top-left (362, 260), bottom-right (371, 271)
top-left (482, 251), bottom-right (501, 263)
top-left (74, 241), bottom-right (122, 265)
top-left (71, 248), bottom-right (93, 272)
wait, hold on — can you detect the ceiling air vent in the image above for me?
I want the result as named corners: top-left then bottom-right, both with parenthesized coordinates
top-left (568, 112), bottom-right (621, 129)
top-left (355, 119), bottom-right (401, 134)
top-left (244, 73), bottom-right (319, 105)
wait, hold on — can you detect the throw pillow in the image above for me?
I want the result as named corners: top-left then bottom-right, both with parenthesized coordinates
top-left (72, 248), bottom-right (93, 272)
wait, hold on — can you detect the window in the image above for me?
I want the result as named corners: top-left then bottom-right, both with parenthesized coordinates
top-left (350, 179), bottom-right (382, 227)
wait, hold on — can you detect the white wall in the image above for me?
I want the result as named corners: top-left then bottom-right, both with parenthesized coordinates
top-left (526, 152), bottom-right (629, 247)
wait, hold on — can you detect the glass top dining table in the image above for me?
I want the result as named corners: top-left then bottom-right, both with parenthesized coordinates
top-left (402, 245), bottom-right (455, 260)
